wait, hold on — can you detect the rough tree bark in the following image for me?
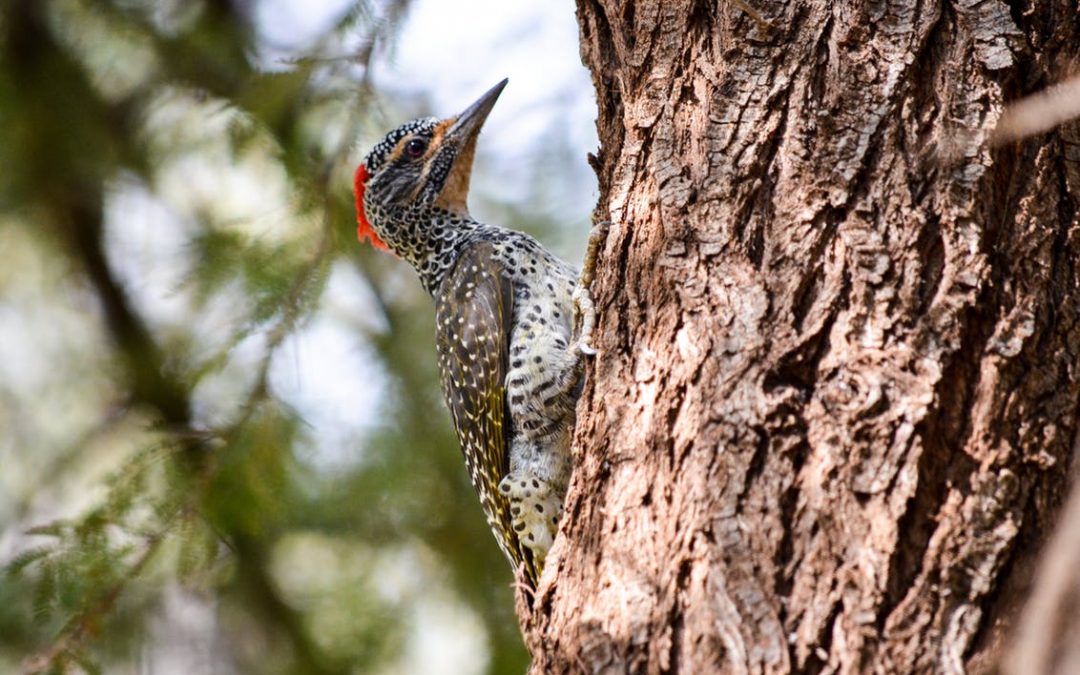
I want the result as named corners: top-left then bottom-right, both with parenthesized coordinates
top-left (521, 1), bottom-right (1080, 673)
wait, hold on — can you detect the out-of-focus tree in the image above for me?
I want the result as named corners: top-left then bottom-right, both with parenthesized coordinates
top-left (0, 1), bottom-right (580, 672)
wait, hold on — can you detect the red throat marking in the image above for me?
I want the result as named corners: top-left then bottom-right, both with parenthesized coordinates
top-left (354, 165), bottom-right (389, 251)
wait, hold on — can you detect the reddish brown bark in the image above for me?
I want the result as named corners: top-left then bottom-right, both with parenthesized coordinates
top-left (522, 1), bottom-right (1080, 673)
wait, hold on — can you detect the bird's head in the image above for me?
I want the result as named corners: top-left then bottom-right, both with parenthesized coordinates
top-left (354, 79), bottom-right (508, 252)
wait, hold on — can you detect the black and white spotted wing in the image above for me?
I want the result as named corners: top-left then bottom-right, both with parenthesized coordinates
top-left (434, 242), bottom-right (534, 577)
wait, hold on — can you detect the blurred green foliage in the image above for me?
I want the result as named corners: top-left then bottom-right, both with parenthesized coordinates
top-left (0, 0), bottom-right (570, 672)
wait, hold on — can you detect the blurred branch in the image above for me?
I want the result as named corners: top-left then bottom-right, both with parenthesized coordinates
top-left (992, 74), bottom-right (1080, 144)
top-left (1002, 436), bottom-right (1080, 674)
top-left (232, 534), bottom-right (345, 675)
top-left (49, 189), bottom-right (339, 672)
top-left (7, 0), bottom-right (194, 436)
top-left (59, 191), bottom-right (196, 438)
top-left (21, 529), bottom-right (166, 674)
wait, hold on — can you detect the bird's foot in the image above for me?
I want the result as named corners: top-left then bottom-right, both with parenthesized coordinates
top-left (499, 471), bottom-right (563, 565)
top-left (573, 218), bottom-right (610, 356)
top-left (572, 286), bottom-right (597, 356)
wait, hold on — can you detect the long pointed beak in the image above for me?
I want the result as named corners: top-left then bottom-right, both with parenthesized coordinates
top-left (446, 78), bottom-right (508, 142)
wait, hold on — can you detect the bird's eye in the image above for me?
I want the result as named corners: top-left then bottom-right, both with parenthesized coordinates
top-left (405, 138), bottom-right (427, 158)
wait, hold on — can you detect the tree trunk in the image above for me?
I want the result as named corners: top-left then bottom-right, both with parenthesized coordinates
top-left (522, 1), bottom-right (1080, 672)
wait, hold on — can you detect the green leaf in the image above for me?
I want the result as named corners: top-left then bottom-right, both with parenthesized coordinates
top-left (4, 546), bottom-right (54, 575)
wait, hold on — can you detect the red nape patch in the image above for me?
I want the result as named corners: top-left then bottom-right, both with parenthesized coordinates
top-left (354, 165), bottom-right (389, 251)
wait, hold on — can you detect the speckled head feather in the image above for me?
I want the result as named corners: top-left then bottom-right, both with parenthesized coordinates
top-left (363, 117), bottom-right (439, 174)
top-left (354, 117), bottom-right (438, 250)
top-left (354, 81), bottom-right (508, 292)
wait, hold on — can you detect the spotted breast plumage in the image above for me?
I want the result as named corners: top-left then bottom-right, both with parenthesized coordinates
top-left (354, 79), bottom-right (598, 584)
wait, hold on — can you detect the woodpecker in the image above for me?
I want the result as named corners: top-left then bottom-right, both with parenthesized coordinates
top-left (354, 79), bottom-right (599, 583)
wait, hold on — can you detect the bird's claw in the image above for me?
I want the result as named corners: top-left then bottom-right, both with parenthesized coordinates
top-left (572, 218), bottom-right (610, 357)
top-left (572, 285), bottom-right (598, 357)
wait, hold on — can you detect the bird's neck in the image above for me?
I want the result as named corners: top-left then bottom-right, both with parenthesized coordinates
top-left (371, 202), bottom-right (495, 294)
